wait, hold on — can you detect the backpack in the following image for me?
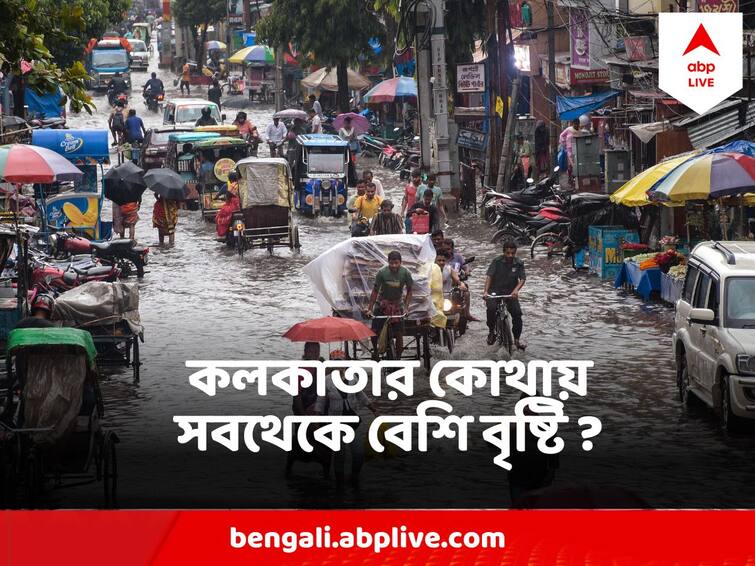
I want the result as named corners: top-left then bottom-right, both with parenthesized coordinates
top-left (112, 109), bottom-right (125, 131)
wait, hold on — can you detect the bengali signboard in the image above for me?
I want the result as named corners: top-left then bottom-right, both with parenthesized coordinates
top-left (456, 129), bottom-right (487, 152)
top-left (570, 8), bottom-right (590, 70)
top-left (624, 36), bottom-right (653, 61)
top-left (456, 64), bottom-right (486, 93)
top-left (697, 0), bottom-right (739, 12)
top-left (228, 0), bottom-right (244, 25)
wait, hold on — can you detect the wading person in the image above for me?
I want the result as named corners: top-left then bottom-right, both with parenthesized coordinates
top-left (370, 199), bottom-right (404, 235)
top-left (178, 59), bottom-right (191, 95)
top-left (125, 108), bottom-right (146, 145)
top-left (559, 119), bottom-right (580, 188)
top-left (483, 240), bottom-right (526, 348)
top-left (401, 169), bottom-right (424, 231)
top-left (120, 199), bottom-right (140, 241)
top-left (352, 182), bottom-right (383, 222)
top-left (406, 189), bottom-right (439, 234)
top-left (364, 250), bottom-right (413, 359)
top-left (152, 196), bottom-right (179, 247)
top-left (534, 120), bottom-right (549, 178)
top-left (266, 117), bottom-right (287, 157)
top-left (207, 79), bottom-right (222, 110)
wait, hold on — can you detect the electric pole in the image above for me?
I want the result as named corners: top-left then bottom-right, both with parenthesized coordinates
top-left (546, 0), bottom-right (558, 160)
top-left (430, 0), bottom-right (451, 193)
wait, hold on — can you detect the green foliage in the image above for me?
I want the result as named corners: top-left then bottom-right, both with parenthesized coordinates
top-left (0, 0), bottom-right (95, 113)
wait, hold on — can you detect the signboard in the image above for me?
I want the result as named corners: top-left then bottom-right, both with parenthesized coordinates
top-left (456, 64), bottom-right (486, 93)
top-left (697, 0), bottom-right (739, 12)
top-left (624, 36), bottom-right (653, 61)
top-left (570, 68), bottom-right (610, 85)
top-left (214, 158), bottom-right (236, 182)
top-left (570, 8), bottom-right (590, 70)
top-left (514, 44), bottom-right (531, 72)
top-left (162, 0), bottom-right (170, 21)
top-left (556, 63), bottom-right (570, 89)
top-left (456, 129), bottom-right (487, 152)
top-left (228, 0), bottom-right (244, 25)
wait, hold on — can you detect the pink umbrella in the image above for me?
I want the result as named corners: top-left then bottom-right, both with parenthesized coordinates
top-left (332, 113), bottom-right (370, 134)
top-left (0, 144), bottom-right (83, 183)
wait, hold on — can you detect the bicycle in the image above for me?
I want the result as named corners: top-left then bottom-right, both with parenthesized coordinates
top-left (486, 293), bottom-right (515, 356)
top-left (365, 312), bottom-right (407, 360)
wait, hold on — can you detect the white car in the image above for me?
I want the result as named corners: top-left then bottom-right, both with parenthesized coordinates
top-left (128, 39), bottom-right (149, 71)
top-left (673, 241), bottom-right (755, 430)
top-left (162, 99), bottom-right (223, 127)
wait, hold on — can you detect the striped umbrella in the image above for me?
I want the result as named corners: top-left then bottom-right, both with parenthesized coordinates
top-left (363, 76), bottom-right (417, 103)
top-left (610, 153), bottom-right (699, 207)
top-left (0, 144), bottom-right (83, 183)
top-left (205, 40), bottom-right (226, 51)
top-left (228, 45), bottom-right (274, 65)
top-left (649, 152), bottom-right (755, 202)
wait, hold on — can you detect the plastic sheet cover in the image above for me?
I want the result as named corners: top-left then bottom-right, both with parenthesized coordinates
top-left (52, 281), bottom-right (142, 334)
top-left (22, 350), bottom-right (87, 445)
top-left (238, 160), bottom-right (291, 208)
top-left (303, 234), bottom-right (438, 322)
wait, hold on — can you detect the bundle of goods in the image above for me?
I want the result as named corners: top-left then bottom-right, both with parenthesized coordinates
top-left (667, 263), bottom-right (688, 281)
top-left (629, 249), bottom-right (685, 272)
top-left (620, 241), bottom-right (650, 259)
top-left (303, 234), bottom-right (438, 322)
top-left (52, 281), bottom-right (143, 334)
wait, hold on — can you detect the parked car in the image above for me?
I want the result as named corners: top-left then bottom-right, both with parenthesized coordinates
top-left (127, 39), bottom-right (149, 70)
top-left (162, 98), bottom-right (224, 128)
top-left (673, 240), bottom-right (755, 430)
top-left (140, 126), bottom-right (192, 169)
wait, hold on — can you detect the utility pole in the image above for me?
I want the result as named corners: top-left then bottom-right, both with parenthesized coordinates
top-left (430, 0), bottom-right (451, 193)
top-left (274, 47), bottom-right (284, 112)
top-left (496, 77), bottom-right (519, 192)
top-left (546, 0), bottom-right (558, 161)
top-left (416, 9), bottom-right (433, 171)
top-left (485, 0), bottom-right (500, 188)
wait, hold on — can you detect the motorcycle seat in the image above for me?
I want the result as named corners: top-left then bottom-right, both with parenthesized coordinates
top-left (91, 239), bottom-right (135, 251)
top-left (76, 266), bottom-right (113, 278)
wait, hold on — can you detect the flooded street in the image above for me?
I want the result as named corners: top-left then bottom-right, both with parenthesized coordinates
top-left (59, 61), bottom-right (755, 509)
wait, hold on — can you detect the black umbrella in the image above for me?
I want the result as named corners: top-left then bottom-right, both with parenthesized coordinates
top-left (103, 161), bottom-right (145, 186)
top-left (144, 168), bottom-right (191, 201)
top-left (103, 162), bottom-right (147, 205)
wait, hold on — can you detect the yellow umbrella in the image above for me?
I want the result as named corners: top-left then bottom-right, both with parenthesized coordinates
top-left (610, 153), bottom-right (698, 207)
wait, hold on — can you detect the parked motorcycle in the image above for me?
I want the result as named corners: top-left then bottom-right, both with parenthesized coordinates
top-left (29, 255), bottom-right (121, 294)
top-left (48, 232), bottom-right (149, 278)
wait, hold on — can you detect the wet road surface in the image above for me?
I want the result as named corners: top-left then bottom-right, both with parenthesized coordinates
top-left (56, 58), bottom-right (755, 509)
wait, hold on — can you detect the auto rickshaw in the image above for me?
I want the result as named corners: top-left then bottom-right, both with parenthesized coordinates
top-left (192, 136), bottom-right (256, 221)
top-left (195, 124), bottom-right (241, 138)
top-left (164, 131), bottom-right (221, 205)
top-left (293, 134), bottom-right (349, 217)
top-left (231, 157), bottom-right (301, 256)
top-left (0, 328), bottom-right (119, 507)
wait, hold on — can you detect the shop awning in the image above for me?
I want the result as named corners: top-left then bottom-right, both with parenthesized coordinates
top-left (31, 129), bottom-right (110, 165)
top-left (629, 120), bottom-right (671, 144)
top-left (556, 90), bottom-right (621, 121)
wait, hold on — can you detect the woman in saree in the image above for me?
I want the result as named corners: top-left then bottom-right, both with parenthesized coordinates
top-left (152, 197), bottom-right (179, 246)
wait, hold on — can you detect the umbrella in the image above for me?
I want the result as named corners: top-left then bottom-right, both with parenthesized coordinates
top-left (228, 45), bottom-right (274, 65)
top-left (0, 144), bottom-right (83, 183)
top-left (609, 153), bottom-right (697, 207)
top-left (363, 76), bottom-right (417, 103)
top-left (333, 113), bottom-right (370, 134)
top-left (300, 67), bottom-right (371, 92)
top-left (143, 168), bottom-right (191, 200)
top-left (103, 160), bottom-right (145, 186)
top-left (104, 181), bottom-right (146, 205)
top-left (283, 316), bottom-right (375, 343)
top-left (206, 40), bottom-right (227, 50)
top-left (649, 152), bottom-right (755, 202)
top-left (274, 109), bottom-right (308, 121)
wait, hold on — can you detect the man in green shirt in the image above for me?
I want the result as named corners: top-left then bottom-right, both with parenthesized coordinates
top-left (365, 250), bottom-right (413, 357)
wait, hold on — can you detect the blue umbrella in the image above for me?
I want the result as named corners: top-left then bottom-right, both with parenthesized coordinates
top-left (363, 77), bottom-right (417, 103)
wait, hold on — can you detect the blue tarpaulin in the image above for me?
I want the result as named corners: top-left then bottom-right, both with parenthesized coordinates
top-left (557, 90), bottom-right (621, 121)
top-left (25, 88), bottom-right (64, 119)
top-left (709, 140), bottom-right (755, 158)
top-left (31, 129), bottom-right (110, 164)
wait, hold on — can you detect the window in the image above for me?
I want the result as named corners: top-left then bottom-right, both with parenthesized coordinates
top-left (725, 277), bottom-right (755, 329)
top-left (693, 272), bottom-right (710, 309)
top-left (683, 264), bottom-right (699, 303)
top-left (707, 277), bottom-right (720, 323)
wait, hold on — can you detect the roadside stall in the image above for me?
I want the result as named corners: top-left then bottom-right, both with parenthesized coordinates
top-left (31, 130), bottom-right (112, 239)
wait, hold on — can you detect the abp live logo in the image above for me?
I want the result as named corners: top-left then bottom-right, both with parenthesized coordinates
top-left (659, 13), bottom-right (742, 116)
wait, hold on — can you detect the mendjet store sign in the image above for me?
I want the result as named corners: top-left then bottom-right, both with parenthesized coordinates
top-left (659, 13), bottom-right (742, 115)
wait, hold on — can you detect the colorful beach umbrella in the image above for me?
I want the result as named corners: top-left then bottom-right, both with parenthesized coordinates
top-left (206, 40), bottom-right (227, 51)
top-left (228, 45), bottom-right (274, 65)
top-left (0, 144), bottom-right (83, 183)
top-left (363, 76), bottom-right (417, 103)
top-left (649, 152), bottom-right (755, 202)
top-left (610, 153), bottom-right (698, 207)
top-left (300, 67), bottom-right (371, 92)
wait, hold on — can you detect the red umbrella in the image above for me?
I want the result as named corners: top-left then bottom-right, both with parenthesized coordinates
top-left (0, 144), bottom-right (83, 183)
top-left (283, 316), bottom-right (375, 343)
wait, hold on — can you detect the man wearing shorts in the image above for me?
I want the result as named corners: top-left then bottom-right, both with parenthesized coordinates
top-left (365, 251), bottom-right (413, 358)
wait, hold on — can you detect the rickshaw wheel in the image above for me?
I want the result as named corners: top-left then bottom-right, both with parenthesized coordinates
top-left (291, 226), bottom-right (301, 250)
top-left (103, 433), bottom-right (118, 508)
top-left (421, 330), bottom-right (432, 372)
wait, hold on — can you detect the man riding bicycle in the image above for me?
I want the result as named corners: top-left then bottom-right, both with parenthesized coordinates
top-left (483, 239), bottom-right (526, 348)
top-left (364, 250), bottom-right (413, 358)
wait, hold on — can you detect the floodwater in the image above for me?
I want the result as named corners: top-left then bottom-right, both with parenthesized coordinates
top-left (54, 56), bottom-right (755, 509)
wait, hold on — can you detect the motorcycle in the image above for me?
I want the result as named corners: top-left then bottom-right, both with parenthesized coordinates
top-left (348, 210), bottom-right (371, 238)
top-left (108, 89), bottom-right (128, 108)
top-left (48, 232), bottom-right (149, 278)
top-left (29, 256), bottom-right (121, 294)
top-left (143, 90), bottom-right (164, 113)
top-left (443, 257), bottom-right (475, 338)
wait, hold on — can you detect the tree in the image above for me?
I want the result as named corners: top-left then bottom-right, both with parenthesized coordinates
top-left (174, 0), bottom-right (227, 73)
top-left (257, 0), bottom-right (385, 111)
top-left (0, 0), bottom-right (94, 114)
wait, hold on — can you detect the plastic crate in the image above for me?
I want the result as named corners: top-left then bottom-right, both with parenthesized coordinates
top-left (588, 225), bottom-right (640, 279)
